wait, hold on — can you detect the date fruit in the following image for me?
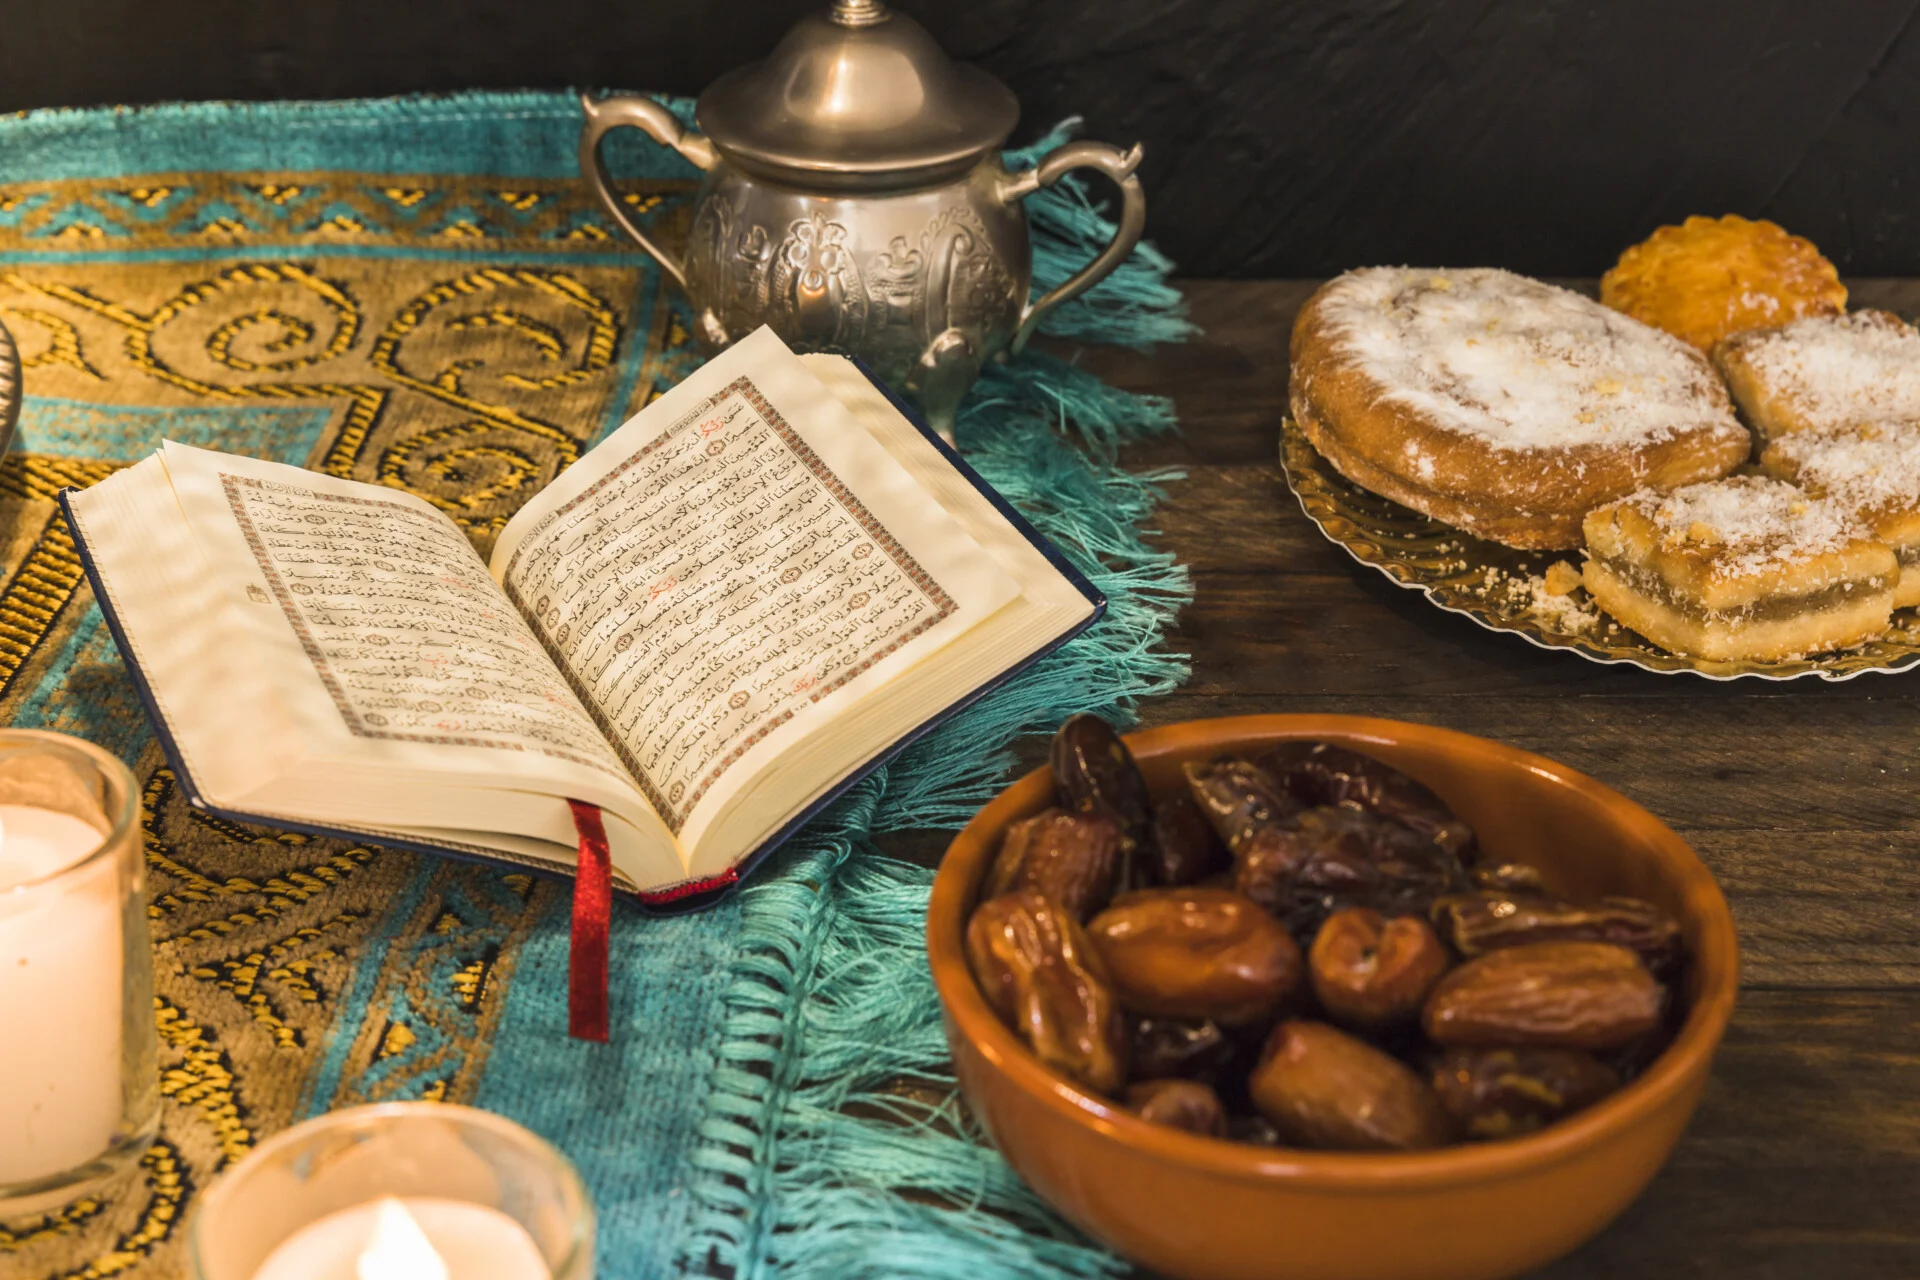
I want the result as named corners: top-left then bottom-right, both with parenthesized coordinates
top-left (1259, 741), bottom-right (1475, 856)
top-left (1423, 941), bottom-right (1663, 1052)
top-left (1469, 862), bottom-right (1551, 895)
top-left (1149, 790), bottom-right (1230, 886)
top-left (1128, 1015), bottom-right (1237, 1083)
top-left (983, 807), bottom-right (1121, 922)
top-left (1053, 715), bottom-right (1154, 887)
top-left (1234, 806), bottom-right (1468, 940)
top-left (1431, 893), bottom-right (1683, 974)
top-left (1248, 1020), bottom-right (1451, 1151)
top-left (1125, 1079), bottom-right (1228, 1137)
top-left (1088, 889), bottom-right (1302, 1025)
top-left (1309, 907), bottom-right (1452, 1031)
top-left (1184, 757), bottom-right (1300, 852)
top-left (966, 890), bottom-right (1128, 1095)
top-left (1430, 1046), bottom-right (1620, 1140)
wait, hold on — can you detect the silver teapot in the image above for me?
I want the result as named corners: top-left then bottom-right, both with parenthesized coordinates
top-left (579, 0), bottom-right (1145, 436)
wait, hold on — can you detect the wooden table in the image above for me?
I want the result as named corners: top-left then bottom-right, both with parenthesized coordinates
top-left (1043, 281), bottom-right (1920, 1279)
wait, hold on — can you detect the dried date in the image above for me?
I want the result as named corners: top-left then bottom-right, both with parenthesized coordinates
top-left (1431, 893), bottom-right (1683, 975)
top-left (1128, 1015), bottom-right (1237, 1084)
top-left (1088, 889), bottom-right (1302, 1025)
top-left (966, 890), bottom-right (1129, 1095)
top-left (1149, 790), bottom-right (1229, 886)
top-left (1052, 715), bottom-right (1154, 888)
top-left (1234, 806), bottom-right (1468, 940)
top-left (1125, 1079), bottom-right (1228, 1137)
top-left (1184, 757), bottom-right (1301, 852)
top-left (1469, 862), bottom-right (1552, 895)
top-left (1430, 1047), bottom-right (1620, 1140)
top-left (1258, 742), bottom-right (1475, 856)
top-left (1423, 941), bottom-right (1664, 1052)
top-left (983, 808), bottom-right (1121, 922)
top-left (1248, 1020), bottom-right (1451, 1151)
top-left (1309, 907), bottom-right (1452, 1031)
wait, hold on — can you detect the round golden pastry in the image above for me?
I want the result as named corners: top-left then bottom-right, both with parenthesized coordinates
top-left (1289, 267), bottom-right (1752, 550)
top-left (1600, 214), bottom-right (1846, 353)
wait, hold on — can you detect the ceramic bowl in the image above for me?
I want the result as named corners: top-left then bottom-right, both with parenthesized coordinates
top-left (926, 714), bottom-right (1739, 1280)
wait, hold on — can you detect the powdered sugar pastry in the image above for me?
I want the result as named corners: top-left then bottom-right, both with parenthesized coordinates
top-left (1627, 475), bottom-right (1863, 575)
top-left (1318, 267), bottom-right (1735, 451)
top-left (1768, 422), bottom-right (1920, 516)
top-left (1737, 311), bottom-right (1920, 432)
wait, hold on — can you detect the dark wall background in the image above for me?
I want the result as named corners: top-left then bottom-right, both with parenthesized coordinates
top-left (5, 0), bottom-right (1920, 278)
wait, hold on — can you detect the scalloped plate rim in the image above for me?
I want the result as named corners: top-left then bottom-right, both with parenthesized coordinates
top-left (1279, 421), bottom-right (1920, 684)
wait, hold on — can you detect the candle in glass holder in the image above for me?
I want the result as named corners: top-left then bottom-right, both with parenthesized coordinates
top-left (0, 731), bottom-right (154, 1215)
top-left (251, 1195), bottom-right (550, 1280)
top-left (0, 804), bottom-right (122, 1185)
top-left (189, 1103), bottom-right (593, 1280)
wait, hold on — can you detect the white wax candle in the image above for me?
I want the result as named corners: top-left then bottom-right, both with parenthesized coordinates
top-left (0, 803), bottom-right (120, 1186)
top-left (251, 1196), bottom-right (551, 1280)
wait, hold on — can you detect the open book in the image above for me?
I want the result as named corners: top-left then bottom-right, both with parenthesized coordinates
top-left (64, 329), bottom-right (1102, 908)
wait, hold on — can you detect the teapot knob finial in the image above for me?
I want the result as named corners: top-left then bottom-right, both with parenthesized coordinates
top-left (830, 0), bottom-right (889, 27)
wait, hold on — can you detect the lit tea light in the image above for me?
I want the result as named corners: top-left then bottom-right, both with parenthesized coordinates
top-left (250, 1195), bottom-right (547, 1280)
top-left (359, 1199), bottom-right (450, 1280)
top-left (187, 1104), bottom-right (593, 1280)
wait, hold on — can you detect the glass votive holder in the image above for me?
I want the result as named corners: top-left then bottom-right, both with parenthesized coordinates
top-left (0, 729), bottom-right (155, 1217)
top-left (187, 1103), bottom-right (595, 1280)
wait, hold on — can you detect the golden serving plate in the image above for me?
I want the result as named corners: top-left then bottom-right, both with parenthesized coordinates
top-left (1280, 418), bottom-right (1920, 682)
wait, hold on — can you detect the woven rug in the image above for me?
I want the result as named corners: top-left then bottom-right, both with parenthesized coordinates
top-left (0, 92), bottom-right (1191, 1279)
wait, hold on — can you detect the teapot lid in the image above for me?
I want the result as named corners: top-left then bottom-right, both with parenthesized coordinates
top-left (696, 0), bottom-right (1019, 185)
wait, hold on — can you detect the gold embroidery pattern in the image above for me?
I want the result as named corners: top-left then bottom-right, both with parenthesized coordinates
top-left (0, 174), bottom-right (694, 253)
top-left (0, 504), bottom-right (88, 696)
top-left (0, 164), bottom-right (700, 1278)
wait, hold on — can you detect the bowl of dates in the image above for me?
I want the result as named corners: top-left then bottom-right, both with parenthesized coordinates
top-left (927, 714), bottom-right (1738, 1280)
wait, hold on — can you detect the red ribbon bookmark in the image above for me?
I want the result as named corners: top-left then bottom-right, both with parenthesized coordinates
top-left (567, 799), bottom-right (612, 1043)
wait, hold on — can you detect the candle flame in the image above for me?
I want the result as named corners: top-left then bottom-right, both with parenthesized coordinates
top-left (356, 1198), bottom-right (449, 1280)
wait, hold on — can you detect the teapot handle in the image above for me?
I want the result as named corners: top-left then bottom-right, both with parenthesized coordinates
top-left (998, 140), bottom-right (1147, 355)
top-left (578, 93), bottom-right (717, 289)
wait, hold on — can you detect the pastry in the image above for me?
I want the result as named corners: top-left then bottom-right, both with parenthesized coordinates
top-left (1714, 309), bottom-right (1920, 449)
top-left (1582, 476), bottom-right (1897, 662)
top-left (1599, 215), bottom-right (1846, 353)
top-left (1761, 422), bottom-right (1920, 608)
top-left (1290, 267), bottom-right (1751, 550)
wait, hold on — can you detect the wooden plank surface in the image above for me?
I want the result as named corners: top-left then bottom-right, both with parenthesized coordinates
top-left (900, 280), bottom-right (1920, 1278)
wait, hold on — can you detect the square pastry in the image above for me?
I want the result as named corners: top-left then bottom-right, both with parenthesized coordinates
top-left (1583, 475), bottom-right (1898, 661)
top-left (1762, 422), bottom-right (1920, 608)
top-left (1714, 310), bottom-right (1920, 451)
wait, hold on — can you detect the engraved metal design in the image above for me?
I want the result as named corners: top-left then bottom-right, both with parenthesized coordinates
top-left (911, 205), bottom-right (1020, 343)
top-left (687, 196), bottom-right (1020, 359)
top-left (1281, 418), bottom-right (1920, 683)
top-left (770, 213), bottom-right (867, 347)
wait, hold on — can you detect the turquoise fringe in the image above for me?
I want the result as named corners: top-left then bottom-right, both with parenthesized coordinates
top-left (681, 130), bottom-right (1194, 1280)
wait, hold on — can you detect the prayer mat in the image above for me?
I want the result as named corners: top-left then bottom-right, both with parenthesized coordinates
top-left (0, 92), bottom-right (1191, 1279)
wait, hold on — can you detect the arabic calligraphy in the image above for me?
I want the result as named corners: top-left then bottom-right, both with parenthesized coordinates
top-left (221, 473), bottom-right (630, 779)
top-left (502, 376), bottom-right (957, 830)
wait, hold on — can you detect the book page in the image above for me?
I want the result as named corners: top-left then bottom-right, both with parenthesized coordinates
top-left (491, 328), bottom-right (1019, 847)
top-left (156, 442), bottom-right (649, 820)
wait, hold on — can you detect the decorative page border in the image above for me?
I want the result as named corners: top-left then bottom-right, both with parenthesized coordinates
top-left (221, 473), bottom-right (619, 775)
top-left (501, 375), bottom-right (958, 833)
